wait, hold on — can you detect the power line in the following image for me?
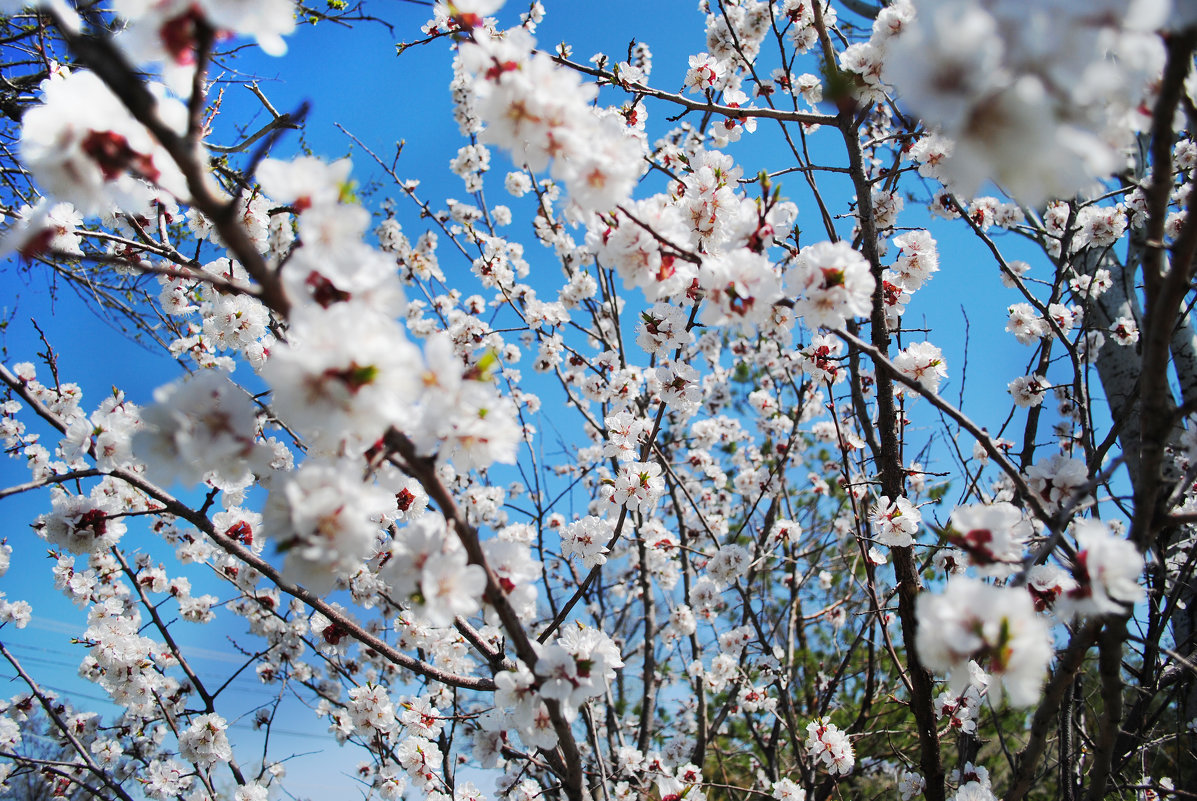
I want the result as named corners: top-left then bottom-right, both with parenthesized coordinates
top-left (2, 641), bottom-right (276, 694)
top-left (0, 674), bottom-right (338, 742)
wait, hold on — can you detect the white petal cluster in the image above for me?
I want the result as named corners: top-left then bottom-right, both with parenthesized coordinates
top-left (935, 660), bottom-right (988, 733)
top-left (916, 577), bottom-right (1051, 706)
top-left (1058, 518), bottom-right (1145, 618)
top-left (894, 341), bottom-right (948, 394)
top-left (114, 0), bottom-right (295, 71)
top-left (57, 392), bottom-right (140, 472)
top-left (261, 157), bottom-right (405, 316)
top-left (899, 770), bottom-right (926, 801)
top-left (805, 717), bottom-right (854, 776)
top-left (657, 361), bottom-right (703, 412)
top-left (636, 302), bottom-right (694, 357)
top-left (590, 197), bottom-right (697, 302)
top-left (608, 460), bottom-right (665, 513)
top-left (947, 501), bottom-right (1029, 578)
top-left (395, 734), bottom-right (443, 792)
top-left (796, 334), bottom-right (845, 385)
top-left (684, 52), bottom-right (725, 93)
top-left (483, 537), bottom-right (540, 620)
top-left (82, 600), bottom-right (178, 715)
top-left (409, 337), bottom-right (523, 472)
top-left (0, 595), bottom-right (31, 628)
top-left (891, 230), bottom-right (939, 290)
top-left (1005, 303), bottom-right (1050, 345)
top-left (178, 713), bottom-right (233, 768)
top-left (602, 410), bottom-right (650, 462)
top-left (1025, 453), bottom-right (1089, 513)
top-left (884, 0), bottom-right (1166, 203)
top-left (699, 249), bottom-right (783, 332)
top-left (20, 70), bottom-right (186, 215)
top-left (263, 460), bottom-right (394, 593)
top-left (787, 241), bottom-right (875, 331)
top-left (144, 759), bottom-right (192, 798)
top-left (1008, 374), bottom-right (1049, 408)
top-left (383, 516), bottom-right (487, 626)
top-left (261, 304), bottom-right (421, 452)
top-left (133, 371), bottom-right (266, 488)
top-left (871, 495), bottom-right (921, 547)
top-left (561, 515), bottom-right (612, 569)
top-left (480, 626), bottom-right (622, 751)
top-left (348, 683), bottom-right (398, 736)
top-left (461, 28), bottom-right (644, 214)
top-left (772, 777), bottom-right (806, 801)
top-left (706, 543), bottom-right (751, 585)
top-left (37, 487), bottom-right (127, 555)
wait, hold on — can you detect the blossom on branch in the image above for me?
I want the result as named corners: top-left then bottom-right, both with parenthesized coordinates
top-left (20, 70), bottom-right (187, 216)
top-left (916, 577), bottom-right (1051, 706)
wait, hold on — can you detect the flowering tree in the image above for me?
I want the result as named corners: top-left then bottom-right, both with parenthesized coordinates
top-left (0, 1), bottom-right (1194, 800)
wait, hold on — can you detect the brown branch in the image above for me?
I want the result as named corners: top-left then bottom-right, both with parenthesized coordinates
top-left (550, 53), bottom-right (837, 127)
top-left (834, 328), bottom-right (1053, 525)
top-left (1130, 29), bottom-right (1197, 553)
top-left (1005, 620), bottom-right (1102, 801)
top-left (382, 429), bottom-right (584, 800)
top-left (49, 13), bottom-right (292, 317)
top-left (838, 75), bottom-right (944, 801)
top-left (0, 643), bottom-right (138, 801)
top-left (1084, 617), bottom-right (1128, 801)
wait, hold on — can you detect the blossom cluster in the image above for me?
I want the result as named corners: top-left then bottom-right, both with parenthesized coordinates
top-left (883, 0), bottom-right (1171, 203)
top-left (0, 0), bottom-right (1176, 799)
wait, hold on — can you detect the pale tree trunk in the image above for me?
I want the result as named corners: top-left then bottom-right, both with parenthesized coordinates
top-left (1081, 229), bottom-right (1197, 790)
top-left (1082, 246), bottom-right (1152, 480)
top-left (1165, 311), bottom-right (1197, 741)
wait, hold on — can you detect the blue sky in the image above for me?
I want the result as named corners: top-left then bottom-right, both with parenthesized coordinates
top-left (0, 0), bottom-right (1105, 796)
top-left (0, 3), bottom-right (726, 794)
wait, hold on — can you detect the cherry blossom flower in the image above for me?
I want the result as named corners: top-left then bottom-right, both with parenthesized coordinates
top-left (1025, 453), bottom-right (1089, 512)
top-left (609, 460), bottom-right (665, 513)
top-left (772, 777), bottom-right (806, 801)
top-left (899, 769), bottom-right (926, 801)
top-left (134, 371), bottom-right (266, 488)
top-left (1006, 303), bottom-right (1049, 345)
top-left (700, 248), bottom-right (783, 331)
top-left (178, 714), bottom-right (232, 768)
top-left (590, 198), bottom-right (696, 301)
top-left (637, 303), bottom-right (694, 356)
top-left (462, 28), bottom-right (643, 213)
top-left (1027, 564), bottom-right (1077, 613)
top-left (787, 241), bottom-right (875, 331)
top-left (36, 488), bottom-right (127, 555)
top-left (947, 502), bottom-right (1029, 578)
top-left (1008, 375), bottom-right (1049, 408)
top-left (894, 341), bottom-right (948, 394)
top-left (1058, 518), bottom-right (1145, 618)
top-left (1110, 317), bottom-right (1140, 346)
top-left (20, 70), bottom-right (187, 215)
top-left (263, 460), bottom-right (393, 593)
top-left (145, 759), bottom-right (192, 798)
top-left (916, 577), bottom-right (1051, 706)
top-left (891, 230), bottom-right (939, 290)
top-left (707, 543), bottom-right (752, 585)
top-left (349, 683), bottom-right (398, 736)
top-left (261, 305), bottom-right (422, 451)
top-left (235, 784), bottom-right (270, 801)
top-left (685, 52), bottom-right (725, 93)
top-left (805, 718), bottom-right (854, 775)
top-left (0, 596), bottom-right (32, 628)
top-left (884, 0), bottom-right (1163, 204)
top-left (561, 516), bottom-right (613, 568)
top-left (872, 495), bottom-right (921, 547)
